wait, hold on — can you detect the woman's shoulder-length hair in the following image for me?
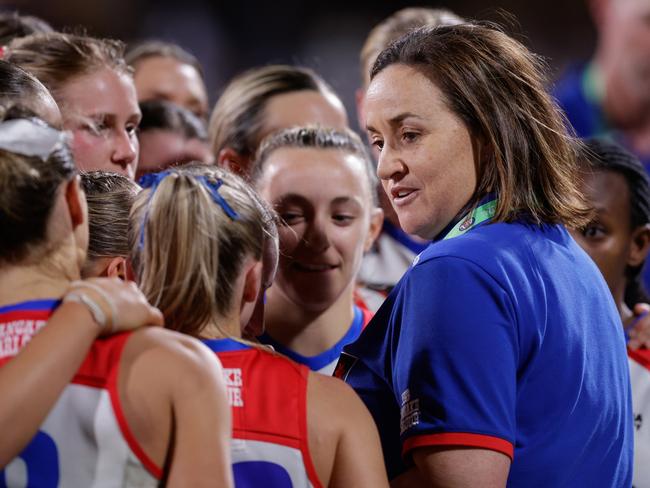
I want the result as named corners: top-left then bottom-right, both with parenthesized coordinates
top-left (372, 22), bottom-right (591, 228)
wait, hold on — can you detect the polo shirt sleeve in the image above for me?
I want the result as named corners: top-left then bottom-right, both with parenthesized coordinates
top-left (394, 255), bottom-right (518, 460)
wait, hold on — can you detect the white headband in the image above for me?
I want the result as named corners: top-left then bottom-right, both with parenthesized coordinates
top-left (0, 119), bottom-right (69, 161)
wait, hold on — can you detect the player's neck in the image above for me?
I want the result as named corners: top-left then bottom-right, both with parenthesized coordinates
top-left (264, 282), bottom-right (356, 357)
top-left (199, 314), bottom-right (241, 341)
top-left (0, 262), bottom-right (74, 307)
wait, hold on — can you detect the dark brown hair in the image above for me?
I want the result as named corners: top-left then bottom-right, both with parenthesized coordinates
top-left (0, 60), bottom-right (57, 123)
top-left (578, 138), bottom-right (650, 307)
top-left (0, 108), bottom-right (75, 264)
top-left (372, 23), bottom-right (590, 227)
top-left (139, 99), bottom-right (207, 140)
top-left (0, 12), bottom-right (52, 46)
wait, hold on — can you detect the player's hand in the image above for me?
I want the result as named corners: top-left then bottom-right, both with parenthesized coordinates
top-left (627, 303), bottom-right (650, 349)
top-left (65, 278), bottom-right (164, 336)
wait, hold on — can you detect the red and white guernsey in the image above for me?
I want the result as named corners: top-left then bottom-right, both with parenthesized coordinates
top-left (202, 337), bottom-right (322, 488)
top-left (0, 299), bottom-right (160, 487)
top-left (629, 348), bottom-right (650, 488)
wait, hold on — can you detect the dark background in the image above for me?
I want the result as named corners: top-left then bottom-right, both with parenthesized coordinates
top-left (1, 0), bottom-right (596, 127)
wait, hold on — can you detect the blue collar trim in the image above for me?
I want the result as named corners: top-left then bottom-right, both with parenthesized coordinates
top-left (258, 306), bottom-right (364, 371)
top-left (201, 337), bottom-right (252, 353)
top-left (0, 299), bottom-right (60, 315)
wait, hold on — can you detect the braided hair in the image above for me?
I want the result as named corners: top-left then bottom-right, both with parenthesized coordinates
top-left (581, 137), bottom-right (650, 307)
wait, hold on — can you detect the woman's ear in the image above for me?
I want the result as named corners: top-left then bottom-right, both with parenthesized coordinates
top-left (105, 256), bottom-right (128, 281)
top-left (628, 224), bottom-right (650, 268)
top-left (364, 207), bottom-right (385, 253)
top-left (239, 260), bottom-right (263, 336)
top-left (241, 260), bottom-right (263, 306)
top-left (217, 147), bottom-right (251, 178)
top-left (64, 175), bottom-right (86, 229)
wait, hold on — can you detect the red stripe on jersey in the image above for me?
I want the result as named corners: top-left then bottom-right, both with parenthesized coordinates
top-left (629, 348), bottom-right (650, 371)
top-left (360, 306), bottom-right (374, 331)
top-left (299, 369), bottom-right (322, 488)
top-left (106, 334), bottom-right (163, 480)
top-left (402, 432), bottom-right (514, 460)
top-left (71, 333), bottom-right (132, 387)
top-left (353, 292), bottom-right (375, 331)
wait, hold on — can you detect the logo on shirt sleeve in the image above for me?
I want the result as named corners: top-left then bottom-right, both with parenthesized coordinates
top-left (400, 389), bottom-right (420, 434)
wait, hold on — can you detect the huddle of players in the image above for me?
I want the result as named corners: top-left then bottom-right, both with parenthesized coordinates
top-left (2, 6), bottom-right (650, 487)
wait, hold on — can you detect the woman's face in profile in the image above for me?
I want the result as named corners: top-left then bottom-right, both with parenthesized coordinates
top-left (364, 64), bottom-right (478, 240)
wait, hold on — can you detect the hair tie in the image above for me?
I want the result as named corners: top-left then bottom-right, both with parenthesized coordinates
top-left (197, 176), bottom-right (239, 220)
top-left (137, 171), bottom-right (239, 249)
top-left (137, 170), bottom-right (174, 249)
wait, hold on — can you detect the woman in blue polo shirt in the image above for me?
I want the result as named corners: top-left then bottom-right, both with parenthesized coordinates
top-left (337, 23), bottom-right (633, 487)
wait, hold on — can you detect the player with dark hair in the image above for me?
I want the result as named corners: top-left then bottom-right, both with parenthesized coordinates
top-left (126, 40), bottom-right (208, 119)
top-left (137, 100), bottom-right (212, 179)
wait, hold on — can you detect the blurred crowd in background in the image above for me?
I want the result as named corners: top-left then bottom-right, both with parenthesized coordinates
top-left (2, 0), bottom-right (595, 128)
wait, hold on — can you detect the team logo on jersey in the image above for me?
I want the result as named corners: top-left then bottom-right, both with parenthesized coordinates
top-left (458, 216), bottom-right (475, 232)
top-left (400, 389), bottom-right (420, 434)
top-left (223, 368), bottom-right (244, 407)
top-left (0, 318), bottom-right (47, 359)
top-left (333, 352), bottom-right (358, 381)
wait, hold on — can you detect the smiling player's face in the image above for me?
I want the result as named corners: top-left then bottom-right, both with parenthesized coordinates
top-left (257, 146), bottom-right (378, 313)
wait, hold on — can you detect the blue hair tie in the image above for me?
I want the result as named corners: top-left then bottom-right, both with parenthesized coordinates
top-left (138, 170), bottom-right (174, 249)
top-left (197, 176), bottom-right (239, 221)
top-left (137, 171), bottom-right (239, 250)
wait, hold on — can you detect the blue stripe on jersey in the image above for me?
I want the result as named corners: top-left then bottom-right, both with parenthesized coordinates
top-left (0, 299), bottom-right (60, 314)
top-left (201, 337), bottom-right (252, 353)
top-left (258, 306), bottom-right (364, 372)
top-left (382, 221), bottom-right (429, 254)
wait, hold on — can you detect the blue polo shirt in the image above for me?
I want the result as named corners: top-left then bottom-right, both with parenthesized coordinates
top-left (338, 219), bottom-right (633, 486)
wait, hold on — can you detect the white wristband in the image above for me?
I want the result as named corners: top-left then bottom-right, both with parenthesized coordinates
top-left (63, 292), bottom-right (108, 332)
top-left (69, 281), bottom-right (118, 332)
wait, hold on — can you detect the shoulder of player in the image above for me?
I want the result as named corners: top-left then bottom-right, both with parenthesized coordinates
top-left (123, 328), bottom-right (224, 389)
top-left (307, 373), bottom-right (369, 429)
